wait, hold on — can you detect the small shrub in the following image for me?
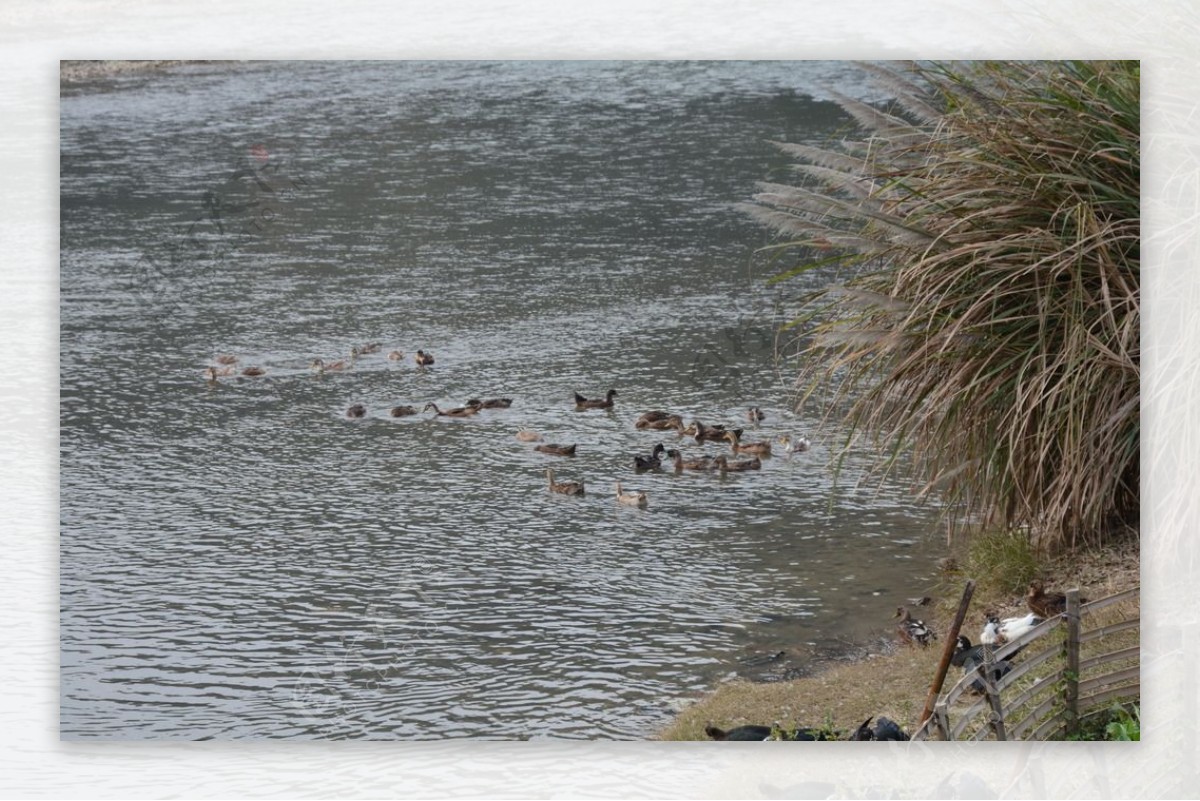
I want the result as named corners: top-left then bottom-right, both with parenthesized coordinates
top-left (965, 530), bottom-right (1039, 594)
top-left (1105, 702), bottom-right (1140, 741)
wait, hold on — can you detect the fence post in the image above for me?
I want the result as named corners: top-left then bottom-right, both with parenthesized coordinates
top-left (1063, 588), bottom-right (1081, 737)
top-left (981, 643), bottom-right (1007, 740)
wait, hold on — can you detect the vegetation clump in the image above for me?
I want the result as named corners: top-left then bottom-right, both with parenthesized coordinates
top-left (747, 61), bottom-right (1140, 550)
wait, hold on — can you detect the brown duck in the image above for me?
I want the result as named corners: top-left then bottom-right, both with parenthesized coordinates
top-left (423, 402), bottom-right (478, 418)
top-left (546, 468), bottom-right (585, 496)
top-left (666, 449), bottom-right (716, 473)
top-left (1026, 581), bottom-right (1087, 617)
top-left (641, 414), bottom-right (686, 432)
top-left (713, 455), bottom-right (762, 472)
top-left (467, 397), bottom-right (514, 409)
top-left (724, 429), bottom-right (772, 456)
top-left (535, 443), bottom-right (578, 457)
top-left (574, 389), bottom-right (618, 409)
top-left (635, 410), bottom-right (673, 428)
top-left (690, 420), bottom-right (741, 443)
top-left (895, 606), bottom-right (937, 647)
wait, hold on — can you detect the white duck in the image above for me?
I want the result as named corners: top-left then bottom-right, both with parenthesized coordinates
top-left (981, 612), bottom-right (1043, 645)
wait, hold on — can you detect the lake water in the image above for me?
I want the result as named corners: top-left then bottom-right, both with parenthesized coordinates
top-left (60, 60), bottom-right (945, 740)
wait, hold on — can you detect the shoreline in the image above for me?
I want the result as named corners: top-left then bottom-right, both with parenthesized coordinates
top-left (657, 531), bottom-right (1140, 740)
top-left (59, 60), bottom-right (247, 90)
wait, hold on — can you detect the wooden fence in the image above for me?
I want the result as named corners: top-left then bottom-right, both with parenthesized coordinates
top-left (914, 586), bottom-right (1139, 741)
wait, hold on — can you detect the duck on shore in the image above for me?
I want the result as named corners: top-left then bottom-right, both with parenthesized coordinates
top-left (704, 723), bottom-right (832, 741)
top-left (1026, 581), bottom-right (1086, 617)
top-left (894, 606), bottom-right (937, 647)
top-left (980, 612), bottom-right (1043, 646)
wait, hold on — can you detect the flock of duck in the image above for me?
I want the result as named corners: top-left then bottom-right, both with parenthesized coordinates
top-left (705, 581), bottom-right (1084, 741)
top-left (202, 346), bottom-right (812, 510)
top-left (895, 580), bottom-right (1085, 696)
top-left (207, 345), bottom-right (1079, 740)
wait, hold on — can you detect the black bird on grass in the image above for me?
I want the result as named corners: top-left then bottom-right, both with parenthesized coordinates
top-left (849, 716), bottom-right (911, 741)
top-left (704, 723), bottom-right (831, 741)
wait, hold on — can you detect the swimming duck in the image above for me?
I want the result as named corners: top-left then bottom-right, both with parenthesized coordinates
top-left (415, 350), bottom-right (435, 366)
top-left (204, 365), bottom-right (235, 381)
top-left (689, 420), bottom-right (740, 443)
top-left (747, 406), bottom-right (765, 424)
top-left (574, 389), bottom-right (618, 409)
top-left (515, 430), bottom-right (544, 442)
top-left (214, 354), bottom-right (239, 365)
top-left (641, 414), bottom-right (686, 432)
top-left (1026, 581), bottom-right (1086, 618)
top-left (633, 443), bottom-right (667, 472)
top-left (310, 358), bottom-right (346, 373)
top-left (980, 612), bottom-right (1043, 646)
top-left (241, 366), bottom-right (267, 377)
top-left (466, 397), bottom-right (514, 409)
top-left (635, 410), bottom-right (673, 428)
top-left (423, 402), bottom-right (478, 418)
top-left (713, 455), bottom-right (762, 472)
top-left (353, 342), bottom-right (382, 356)
top-left (390, 405), bottom-right (417, 417)
top-left (615, 481), bottom-right (648, 508)
top-left (346, 404), bottom-right (367, 419)
top-left (387, 350), bottom-right (405, 361)
top-left (535, 443), bottom-right (578, 457)
top-left (724, 430), bottom-right (772, 456)
top-left (545, 468), bottom-right (585, 496)
top-left (894, 606), bottom-right (937, 647)
top-left (778, 434), bottom-right (811, 455)
top-left (666, 449), bottom-right (716, 473)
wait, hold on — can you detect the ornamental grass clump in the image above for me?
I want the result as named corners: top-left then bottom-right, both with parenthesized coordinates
top-left (746, 61), bottom-right (1139, 549)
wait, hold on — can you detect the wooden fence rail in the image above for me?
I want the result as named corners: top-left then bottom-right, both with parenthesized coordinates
top-left (914, 586), bottom-right (1139, 741)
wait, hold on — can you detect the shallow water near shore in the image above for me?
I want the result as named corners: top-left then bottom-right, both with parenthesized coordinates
top-left (60, 61), bottom-right (945, 740)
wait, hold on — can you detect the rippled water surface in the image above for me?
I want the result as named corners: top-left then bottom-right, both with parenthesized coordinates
top-left (60, 61), bottom-right (944, 739)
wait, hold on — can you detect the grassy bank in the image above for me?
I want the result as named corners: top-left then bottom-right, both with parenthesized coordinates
top-left (658, 531), bottom-right (1139, 740)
